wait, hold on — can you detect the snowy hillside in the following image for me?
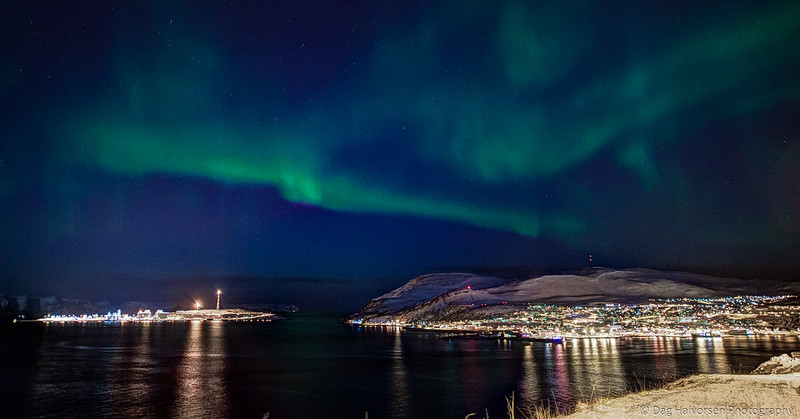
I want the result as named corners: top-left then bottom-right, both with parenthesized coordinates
top-left (350, 267), bottom-right (800, 323)
top-left (353, 273), bottom-right (510, 323)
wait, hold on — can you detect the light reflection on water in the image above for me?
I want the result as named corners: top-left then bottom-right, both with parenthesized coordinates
top-left (516, 335), bottom-right (799, 411)
top-left (175, 320), bottom-right (230, 419)
top-left (8, 318), bottom-right (800, 419)
top-left (108, 321), bottom-right (154, 415)
top-left (519, 344), bottom-right (540, 408)
top-left (390, 326), bottom-right (410, 419)
top-left (695, 337), bottom-right (730, 373)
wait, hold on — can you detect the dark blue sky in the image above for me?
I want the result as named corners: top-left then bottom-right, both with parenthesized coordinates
top-left (2, 1), bottom-right (799, 311)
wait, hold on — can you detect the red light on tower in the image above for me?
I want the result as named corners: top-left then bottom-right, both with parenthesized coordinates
top-left (589, 254), bottom-right (593, 267)
top-left (467, 285), bottom-right (471, 291)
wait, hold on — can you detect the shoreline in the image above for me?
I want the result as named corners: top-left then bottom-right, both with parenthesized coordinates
top-left (354, 322), bottom-right (800, 340)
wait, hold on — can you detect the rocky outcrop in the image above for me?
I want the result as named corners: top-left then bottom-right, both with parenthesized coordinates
top-left (752, 354), bottom-right (800, 375)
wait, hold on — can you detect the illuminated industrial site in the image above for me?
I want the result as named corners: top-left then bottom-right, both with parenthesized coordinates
top-left (39, 289), bottom-right (273, 323)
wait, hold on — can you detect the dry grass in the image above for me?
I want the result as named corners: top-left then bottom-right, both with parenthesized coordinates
top-left (468, 375), bottom-right (680, 419)
top-left (565, 373), bottom-right (800, 418)
top-left (463, 390), bottom-right (564, 419)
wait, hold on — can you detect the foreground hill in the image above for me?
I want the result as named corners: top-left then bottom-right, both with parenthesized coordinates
top-left (565, 373), bottom-right (800, 418)
top-left (350, 267), bottom-right (800, 323)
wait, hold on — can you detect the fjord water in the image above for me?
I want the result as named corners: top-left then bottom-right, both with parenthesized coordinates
top-left (3, 315), bottom-right (798, 419)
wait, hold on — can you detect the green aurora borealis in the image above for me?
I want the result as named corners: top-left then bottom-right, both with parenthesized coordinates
top-left (3, 1), bottom-right (800, 306)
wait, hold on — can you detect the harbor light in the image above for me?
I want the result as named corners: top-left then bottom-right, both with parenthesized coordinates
top-left (216, 289), bottom-right (222, 310)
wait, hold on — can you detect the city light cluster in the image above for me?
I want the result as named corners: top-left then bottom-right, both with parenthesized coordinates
top-left (352, 295), bottom-right (800, 340)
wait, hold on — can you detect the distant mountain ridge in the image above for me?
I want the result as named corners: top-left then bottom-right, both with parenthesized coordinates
top-left (0, 294), bottom-right (111, 321)
top-left (350, 267), bottom-right (800, 323)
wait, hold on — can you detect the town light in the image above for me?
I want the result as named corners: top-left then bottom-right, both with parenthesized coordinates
top-left (195, 301), bottom-right (201, 310)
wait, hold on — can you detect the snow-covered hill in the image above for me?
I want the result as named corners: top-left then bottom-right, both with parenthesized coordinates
top-left (353, 273), bottom-right (510, 323)
top-left (350, 267), bottom-right (800, 323)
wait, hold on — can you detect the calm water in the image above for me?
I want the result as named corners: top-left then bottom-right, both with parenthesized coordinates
top-left (2, 314), bottom-right (799, 418)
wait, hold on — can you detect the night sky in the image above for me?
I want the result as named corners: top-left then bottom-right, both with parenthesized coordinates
top-left (2, 1), bottom-right (799, 311)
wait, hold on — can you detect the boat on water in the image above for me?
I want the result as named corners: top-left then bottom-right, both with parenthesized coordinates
top-left (437, 331), bottom-right (564, 343)
top-left (518, 335), bottom-right (565, 343)
top-left (438, 332), bottom-right (501, 340)
top-left (691, 330), bottom-right (723, 338)
top-left (726, 329), bottom-right (754, 336)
